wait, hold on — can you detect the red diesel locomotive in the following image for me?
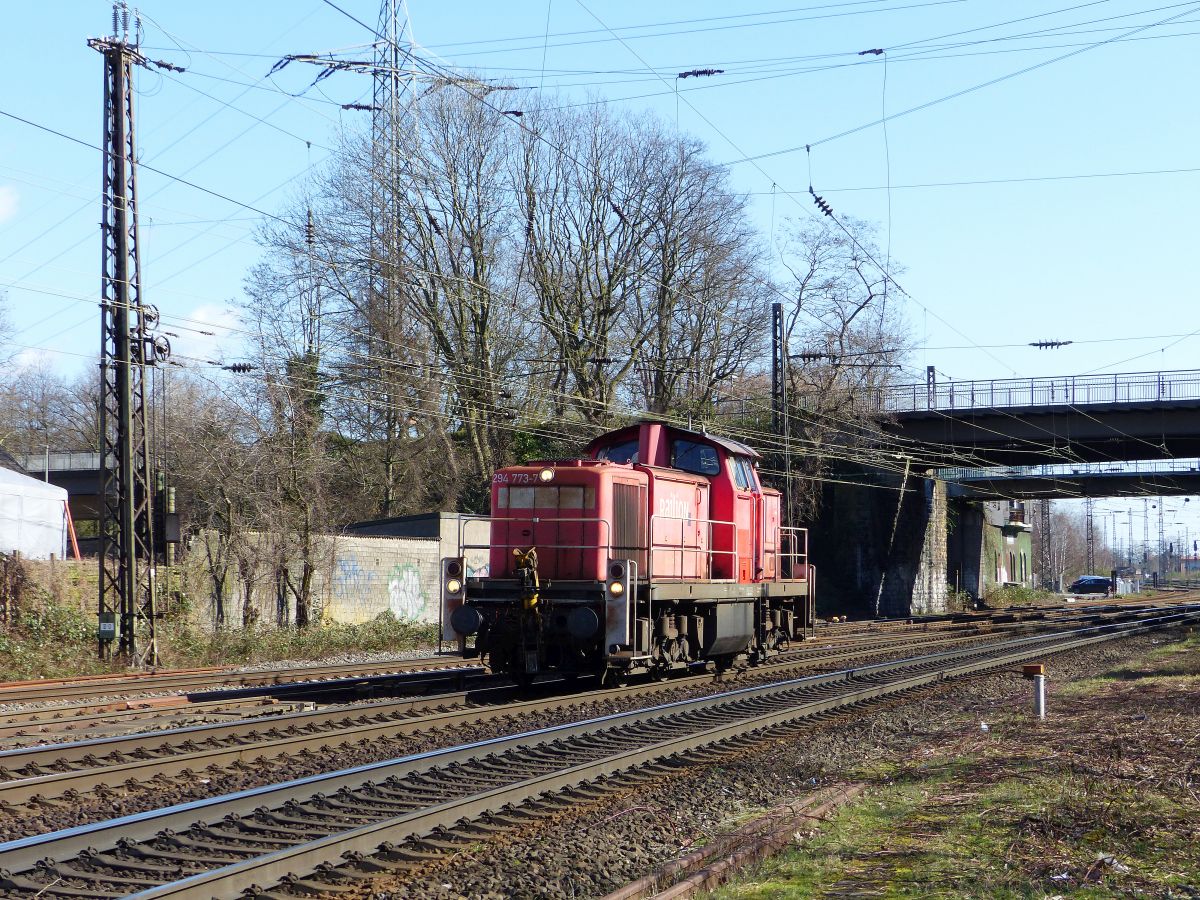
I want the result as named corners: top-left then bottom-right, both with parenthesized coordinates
top-left (442, 421), bottom-right (814, 682)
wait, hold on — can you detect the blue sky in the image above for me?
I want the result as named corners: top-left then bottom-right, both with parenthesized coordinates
top-left (2, 0), bottom-right (1198, 387)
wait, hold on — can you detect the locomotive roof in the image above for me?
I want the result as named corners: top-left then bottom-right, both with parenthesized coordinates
top-left (586, 420), bottom-right (762, 460)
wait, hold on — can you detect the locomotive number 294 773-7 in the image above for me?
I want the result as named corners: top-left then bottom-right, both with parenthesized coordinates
top-left (492, 472), bottom-right (539, 484)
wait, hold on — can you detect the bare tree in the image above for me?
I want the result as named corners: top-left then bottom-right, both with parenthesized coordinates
top-left (166, 372), bottom-right (267, 629)
top-left (627, 134), bottom-right (769, 416)
top-left (516, 103), bottom-right (662, 424)
top-left (777, 218), bottom-right (911, 519)
top-left (244, 218), bottom-right (334, 629)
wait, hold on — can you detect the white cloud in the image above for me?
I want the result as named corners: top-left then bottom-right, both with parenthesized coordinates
top-left (170, 302), bottom-right (242, 366)
top-left (0, 186), bottom-right (18, 225)
top-left (11, 348), bottom-right (43, 371)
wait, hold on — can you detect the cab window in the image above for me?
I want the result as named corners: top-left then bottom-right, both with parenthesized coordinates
top-left (737, 457), bottom-right (758, 491)
top-left (597, 439), bottom-right (639, 464)
top-left (731, 456), bottom-right (752, 490)
top-left (671, 440), bottom-right (720, 477)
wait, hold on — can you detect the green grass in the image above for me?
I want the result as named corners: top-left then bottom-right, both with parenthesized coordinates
top-left (0, 596), bottom-right (439, 681)
top-left (708, 633), bottom-right (1200, 899)
top-left (155, 613), bottom-right (439, 668)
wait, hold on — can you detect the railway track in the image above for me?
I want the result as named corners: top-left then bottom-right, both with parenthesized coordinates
top-left (2, 598), bottom-right (1179, 736)
top-left (0, 604), bottom-right (1183, 813)
top-left (0, 606), bottom-right (1147, 805)
top-left (1, 606), bottom-right (1195, 899)
top-left (0, 616), bottom-right (1023, 747)
top-left (0, 654), bottom-right (480, 707)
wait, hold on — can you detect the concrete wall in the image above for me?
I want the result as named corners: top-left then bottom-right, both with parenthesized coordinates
top-left (315, 535), bottom-right (442, 625)
top-left (809, 469), bottom-right (948, 618)
top-left (185, 532), bottom-right (446, 629)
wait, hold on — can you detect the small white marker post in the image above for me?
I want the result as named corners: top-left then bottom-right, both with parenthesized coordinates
top-left (1023, 663), bottom-right (1046, 719)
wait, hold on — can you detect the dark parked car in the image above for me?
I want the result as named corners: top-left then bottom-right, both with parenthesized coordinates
top-left (1068, 575), bottom-right (1112, 595)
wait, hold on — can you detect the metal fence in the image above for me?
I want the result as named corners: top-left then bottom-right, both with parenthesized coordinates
top-left (15, 451), bottom-right (101, 473)
top-left (939, 458), bottom-right (1200, 483)
top-left (878, 369), bottom-right (1200, 413)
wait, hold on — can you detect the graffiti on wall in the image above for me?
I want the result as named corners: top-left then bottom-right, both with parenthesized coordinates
top-left (333, 554), bottom-right (376, 600)
top-left (388, 563), bottom-right (428, 620)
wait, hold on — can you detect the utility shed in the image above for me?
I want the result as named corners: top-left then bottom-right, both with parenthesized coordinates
top-left (344, 512), bottom-right (491, 576)
top-left (0, 466), bottom-right (69, 559)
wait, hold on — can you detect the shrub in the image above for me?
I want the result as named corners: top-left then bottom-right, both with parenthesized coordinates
top-left (982, 585), bottom-right (1059, 608)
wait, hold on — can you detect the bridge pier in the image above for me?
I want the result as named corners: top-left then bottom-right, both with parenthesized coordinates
top-left (810, 469), bottom-right (948, 618)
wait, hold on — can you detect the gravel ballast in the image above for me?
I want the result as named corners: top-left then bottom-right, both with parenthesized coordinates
top-left (324, 629), bottom-right (1189, 900)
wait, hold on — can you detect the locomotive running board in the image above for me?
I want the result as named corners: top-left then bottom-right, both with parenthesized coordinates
top-left (648, 580), bottom-right (809, 602)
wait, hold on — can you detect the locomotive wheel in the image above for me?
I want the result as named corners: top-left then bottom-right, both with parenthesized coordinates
top-left (601, 668), bottom-right (628, 688)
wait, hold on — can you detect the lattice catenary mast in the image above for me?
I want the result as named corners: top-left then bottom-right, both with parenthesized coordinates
top-left (369, 0), bottom-right (415, 516)
top-left (1038, 499), bottom-right (1053, 589)
top-left (90, 4), bottom-right (160, 665)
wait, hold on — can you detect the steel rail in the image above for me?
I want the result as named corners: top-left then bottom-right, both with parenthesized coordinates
top-left (0, 695), bottom-right (313, 742)
top-left (0, 627), bottom-right (1011, 805)
top-left (0, 605), bottom-right (1184, 808)
top-left (0, 610), bottom-right (1138, 800)
top-left (1, 609), bottom-right (1195, 898)
top-left (144, 618), bottom-right (1187, 900)
top-left (0, 655), bottom-right (479, 706)
top-left (1, 618), bottom-right (1024, 755)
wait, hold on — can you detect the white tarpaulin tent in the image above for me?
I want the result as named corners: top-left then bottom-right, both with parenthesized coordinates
top-left (0, 466), bottom-right (68, 559)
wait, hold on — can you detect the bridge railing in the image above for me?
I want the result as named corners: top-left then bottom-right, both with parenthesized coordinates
top-left (16, 451), bottom-right (102, 473)
top-left (939, 458), bottom-right (1200, 482)
top-left (876, 369), bottom-right (1200, 412)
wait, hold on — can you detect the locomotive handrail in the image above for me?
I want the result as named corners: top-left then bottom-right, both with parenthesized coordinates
top-left (779, 527), bottom-right (809, 579)
top-left (463, 513), bottom-right (804, 584)
top-left (648, 512), bottom-right (739, 582)
top-left (460, 513), bottom-right (746, 582)
top-left (458, 514), bottom-right (616, 561)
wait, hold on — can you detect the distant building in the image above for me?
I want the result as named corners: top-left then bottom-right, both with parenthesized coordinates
top-left (344, 511), bottom-right (490, 576)
top-left (949, 500), bottom-right (1034, 600)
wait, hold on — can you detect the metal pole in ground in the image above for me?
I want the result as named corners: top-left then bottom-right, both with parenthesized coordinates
top-left (1023, 663), bottom-right (1046, 719)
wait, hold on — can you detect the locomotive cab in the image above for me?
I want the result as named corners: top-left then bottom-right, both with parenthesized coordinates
top-left (443, 421), bottom-right (813, 683)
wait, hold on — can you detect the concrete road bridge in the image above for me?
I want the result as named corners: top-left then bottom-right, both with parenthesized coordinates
top-left (807, 370), bottom-right (1200, 614)
top-left (876, 368), bottom-right (1200, 466)
top-left (939, 458), bottom-right (1200, 500)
